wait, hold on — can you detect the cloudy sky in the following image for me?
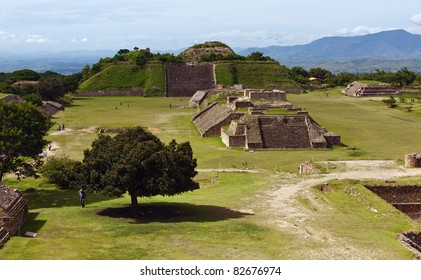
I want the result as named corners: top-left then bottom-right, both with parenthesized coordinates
top-left (1, 0), bottom-right (421, 53)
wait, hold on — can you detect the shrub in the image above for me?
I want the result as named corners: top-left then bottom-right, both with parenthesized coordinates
top-left (41, 156), bottom-right (83, 189)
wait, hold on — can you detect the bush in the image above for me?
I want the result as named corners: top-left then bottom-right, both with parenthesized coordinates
top-left (58, 95), bottom-right (73, 107)
top-left (41, 156), bottom-right (83, 189)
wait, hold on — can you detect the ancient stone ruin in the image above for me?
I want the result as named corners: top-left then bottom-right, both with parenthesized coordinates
top-left (165, 63), bottom-right (215, 97)
top-left (192, 102), bottom-right (244, 137)
top-left (402, 232), bottom-right (421, 255)
top-left (244, 89), bottom-right (286, 101)
top-left (41, 101), bottom-right (63, 116)
top-left (0, 94), bottom-right (24, 104)
top-left (365, 184), bottom-right (421, 254)
top-left (343, 81), bottom-right (399, 97)
top-left (0, 182), bottom-right (29, 248)
top-left (405, 153), bottom-right (421, 168)
top-left (189, 86), bottom-right (287, 108)
top-left (221, 114), bottom-right (340, 150)
top-left (192, 88), bottom-right (340, 150)
top-left (365, 184), bottom-right (421, 221)
top-left (299, 161), bottom-right (321, 175)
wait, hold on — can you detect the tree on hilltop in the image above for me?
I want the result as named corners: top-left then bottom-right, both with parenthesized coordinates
top-left (80, 127), bottom-right (199, 215)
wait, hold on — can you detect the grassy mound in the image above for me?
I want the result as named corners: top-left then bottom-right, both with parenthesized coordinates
top-left (215, 61), bottom-right (302, 91)
top-left (77, 63), bottom-right (165, 97)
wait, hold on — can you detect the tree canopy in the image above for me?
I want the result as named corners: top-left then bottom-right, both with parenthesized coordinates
top-left (0, 102), bottom-right (52, 180)
top-left (80, 127), bottom-right (199, 215)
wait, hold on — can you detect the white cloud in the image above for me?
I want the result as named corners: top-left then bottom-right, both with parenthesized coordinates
top-left (334, 25), bottom-right (397, 36)
top-left (24, 34), bottom-right (52, 44)
top-left (197, 29), bottom-right (308, 47)
top-left (71, 38), bottom-right (88, 43)
top-left (0, 30), bottom-right (17, 41)
top-left (411, 14), bottom-right (421, 25)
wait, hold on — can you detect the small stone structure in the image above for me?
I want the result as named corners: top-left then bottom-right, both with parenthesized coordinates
top-left (192, 102), bottom-right (244, 137)
top-left (0, 94), bottom-right (23, 104)
top-left (343, 81), bottom-right (399, 97)
top-left (244, 89), bottom-right (286, 101)
top-left (0, 182), bottom-right (29, 247)
top-left (299, 161), bottom-right (320, 175)
top-left (41, 101), bottom-right (63, 116)
top-left (189, 90), bottom-right (209, 108)
top-left (405, 153), bottom-right (421, 168)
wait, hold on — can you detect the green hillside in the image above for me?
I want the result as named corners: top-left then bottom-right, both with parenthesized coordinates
top-left (76, 43), bottom-right (303, 96)
top-left (77, 56), bottom-right (301, 97)
top-left (215, 61), bottom-right (302, 92)
top-left (77, 62), bottom-right (165, 97)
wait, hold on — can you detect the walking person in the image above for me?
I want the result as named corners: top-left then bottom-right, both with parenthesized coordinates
top-left (79, 189), bottom-right (87, 208)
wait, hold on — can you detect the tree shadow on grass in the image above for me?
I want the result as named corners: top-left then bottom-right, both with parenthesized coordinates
top-left (97, 202), bottom-right (254, 223)
top-left (23, 189), bottom-right (114, 210)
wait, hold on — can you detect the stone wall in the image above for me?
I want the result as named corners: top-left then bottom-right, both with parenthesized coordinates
top-left (246, 90), bottom-right (286, 101)
top-left (259, 116), bottom-right (312, 149)
top-left (221, 128), bottom-right (246, 148)
top-left (324, 133), bottom-right (341, 148)
top-left (405, 153), bottom-right (421, 168)
top-left (299, 161), bottom-right (320, 175)
top-left (75, 87), bottom-right (144, 97)
top-left (0, 227), bottom-right (11, 248)
top-left (0, 183), bottom-right (29, 247)
top-left (165, 63), bottom-right (215, 97)
top-left (365, 185), bottom-right (421, 220)
top-left (189, 90), bottom-right (209, 107)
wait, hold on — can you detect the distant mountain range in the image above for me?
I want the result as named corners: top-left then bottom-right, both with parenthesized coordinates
top-left (1, 30), bottom-right (421, 74)
top-left (238, 29), bottom-right (421, 73)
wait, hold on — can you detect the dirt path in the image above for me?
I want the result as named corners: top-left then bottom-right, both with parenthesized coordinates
top-left (268, 160), bottom-right (421, 212)
top-left (263, 160), bottom-right (421, 258)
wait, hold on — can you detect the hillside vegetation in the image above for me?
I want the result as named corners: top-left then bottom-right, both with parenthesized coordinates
top-left (77, 63), bottom-right (165, 97)
top-left (216, 61), bottom-right (302, 91)
top-left (76, 42), bottom-right (301, 95)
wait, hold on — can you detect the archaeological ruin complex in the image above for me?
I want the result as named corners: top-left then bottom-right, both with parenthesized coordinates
top-left (192, 88), bottom-right (340, 150)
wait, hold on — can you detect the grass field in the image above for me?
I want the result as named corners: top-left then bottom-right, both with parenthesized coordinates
top-left (1, 90), bottom-right (421, 259)
top-left (77, 63), bottom-right (166, 96)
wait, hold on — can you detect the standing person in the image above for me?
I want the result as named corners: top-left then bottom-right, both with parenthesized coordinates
top-left (79, 189), bottom-right (86, 208)
top-left (62, 124), bottom-right (65, 130)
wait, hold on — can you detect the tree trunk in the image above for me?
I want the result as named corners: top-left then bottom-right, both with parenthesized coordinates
top-left (130, 192), bottom-right (139, 217)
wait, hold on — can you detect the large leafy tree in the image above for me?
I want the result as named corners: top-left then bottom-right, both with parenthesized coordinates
top-left (0, 102), bottom-right (52, 180)
top-left (81, 127), bottom-right (199, 215)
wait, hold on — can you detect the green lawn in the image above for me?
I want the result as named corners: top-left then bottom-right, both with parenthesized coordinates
top-left (2, 91), bottom-right (421, 259)
top-left (288, 88), bottom-right (421, 160)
